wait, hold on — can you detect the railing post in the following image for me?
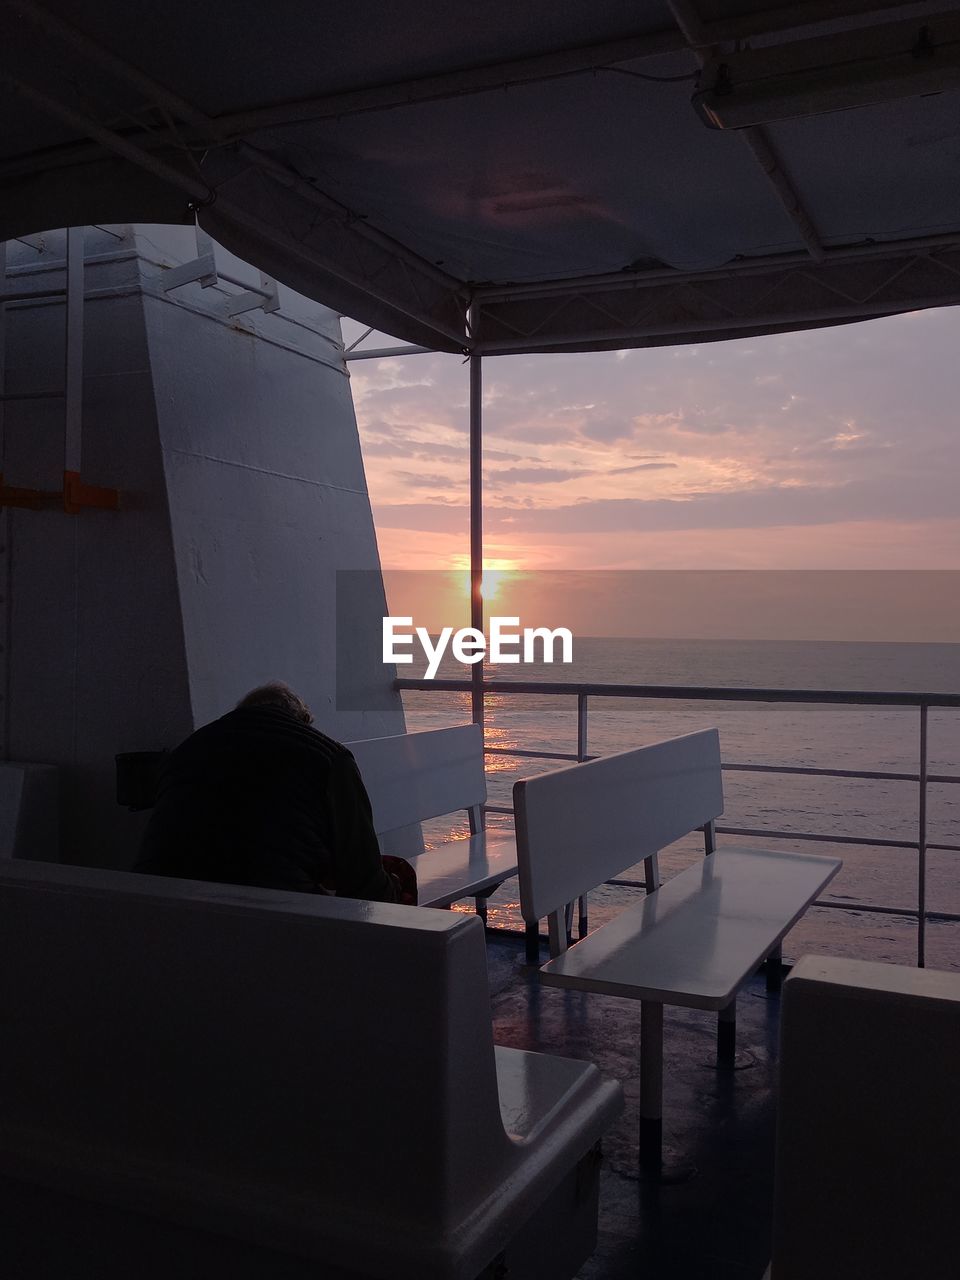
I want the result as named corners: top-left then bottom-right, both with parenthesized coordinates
top-left (468, 334), bottom-right (483, 733)
top-left (576, 692), bottom-right (590, 937)
top-left (918, 704), bottom-right (928, 968)
top-left (703, 819), bottom-right (716, 855)
top-left (577, 693), bottom-right (589, 761)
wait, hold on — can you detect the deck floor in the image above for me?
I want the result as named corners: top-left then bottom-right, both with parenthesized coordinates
top-left (486, 931), bottom-right (780, 1280)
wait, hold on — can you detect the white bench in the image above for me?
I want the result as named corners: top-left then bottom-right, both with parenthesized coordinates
top-left (0, 859), bottom-right (622, 1280)
top-left (771, 956), bottom-right (960, 1279)
top-left (347, 724), bottom-right (518, 917)
top-left (514, 728), bottom-right (841, 1174)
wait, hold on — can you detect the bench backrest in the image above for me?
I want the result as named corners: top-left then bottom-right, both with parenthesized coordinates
top-left (0, 860), bottom-right (508, 1257)
top-left (514, 728), bottom-right (723, 922)
top-left (0, 762), bottom-right (58, 860)
top-left (346, 723), bottom-right (486, 834)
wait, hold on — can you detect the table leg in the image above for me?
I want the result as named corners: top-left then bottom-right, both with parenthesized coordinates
top-left (578, 893), bottom-right (589, 939)
top-left (766, 941), bottom-right (783, 992)
top-left (717, 997), bottom-right (737, 1065)
top-left (640, 1000), bottom-right (664, 1174)
top-left (548, 909), bottom-right (569, 958)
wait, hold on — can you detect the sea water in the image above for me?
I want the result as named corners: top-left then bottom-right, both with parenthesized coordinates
top-left (399, 638), bottom-right (960, 970)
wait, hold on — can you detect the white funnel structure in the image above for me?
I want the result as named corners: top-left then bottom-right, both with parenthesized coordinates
top-left (1, 224), bottom-right (404, 868)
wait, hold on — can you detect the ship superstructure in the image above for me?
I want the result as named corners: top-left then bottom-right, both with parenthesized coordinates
top-left (1, 3), bottom-right (960, 1277)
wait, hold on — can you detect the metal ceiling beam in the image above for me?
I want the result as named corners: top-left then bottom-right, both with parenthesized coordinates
top-left (472, 230), bottom-right (960, 303)
top-left (2, 0), bottom-right (221, 140)
top-left (737, 127), bottom-right (825, 262)
top-left (215, 5), bottom-right (953, 137)
top-left (0, 2), bottom-right (470, 346)
top-left (668, 0), bottom-right (826, 262)
top-left (6, 0), bottom-right (938, 147)
top-left (201, 186), bottom-right (469, 349)
top-left (471, 241), bottom-right (960, 352)
top-left (0, 120), bottom-right (461, 311)
top-left (0, 72), bottom-right (213, 204)
top-left (211, 30), bottom-right (692, 137)
top-left (0, 69), bottom-right (469, 348)
top-left (344, 345), bottom-right (433, 361)
top-left (1, 2), bottom-right (692, 152)
top-left (229, 143), bottom-right (460, 294)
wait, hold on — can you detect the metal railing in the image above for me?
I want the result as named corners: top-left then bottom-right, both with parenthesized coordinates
top-left (396, 678), bottom-right (960, 967)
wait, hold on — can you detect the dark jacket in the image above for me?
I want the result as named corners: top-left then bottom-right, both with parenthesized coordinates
top-left (136, 706), bottom-right (397, 902)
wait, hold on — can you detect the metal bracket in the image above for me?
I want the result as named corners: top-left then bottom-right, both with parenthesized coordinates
top-left (160, 241), bottom-right (280, 318)
top-left (62, 470), bottom-right (120, 514)
top-left (160, 253), bottom-right (218, 292)
top-left (0, 472), bottom-right (119, 514)
top-left (13, 234), bottom-right (46, 254)
top-left (223, 273), bottom-right (280, 317)
top-left (0, 475), bottom-right (60, 511)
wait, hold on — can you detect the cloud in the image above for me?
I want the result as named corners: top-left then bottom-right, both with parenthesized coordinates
top-left (391, 470), bottom-right (468, 489)
top-left (362, 435), bottom-right (528, 463)
top-left (577, 414), bottom-right (639, 443)
top-left (371, 462), bottom-right (960, 535)
top-left (488, 465), bottom-right (589, 486)
top-left (609, 462), bottom-right (678, 474)
top-left (484, 461), bottom-right (678, 488)
top-left (351, 308), bottom-right (960, 566)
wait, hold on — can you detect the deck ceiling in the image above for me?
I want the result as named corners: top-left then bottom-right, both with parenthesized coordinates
top-left (2, 0), bottom-right (960, 353)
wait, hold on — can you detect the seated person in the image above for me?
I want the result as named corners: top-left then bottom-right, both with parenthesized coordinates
top-left (136, 682), bottom-right (402, 902)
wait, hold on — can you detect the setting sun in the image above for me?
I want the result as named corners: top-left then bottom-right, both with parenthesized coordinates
top-left (448, 558), bottom-right (522, 604)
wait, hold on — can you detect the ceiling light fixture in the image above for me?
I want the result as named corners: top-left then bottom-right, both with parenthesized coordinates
top-left (692, 14), bottom-right (960, 128)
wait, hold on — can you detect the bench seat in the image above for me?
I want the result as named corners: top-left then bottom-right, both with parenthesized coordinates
top-left (414, 830), bottom-right (520, 909)
top-left (0, 859), bottom-right (622, 1280)
top-left (540, 846), bottom-right (839, 1009)
top-left (348, 725), bottom-right (518, 917)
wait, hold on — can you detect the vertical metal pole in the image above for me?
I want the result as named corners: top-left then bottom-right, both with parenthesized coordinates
top-left (766, 941), bottom-right (783, 992)
top-left (639, 1000), bottom-right (664, 1175)
top-left (576, 693), bottom-right (589, 760)
top-left (64, 230), bottom-right (84, 772)
top-left (918, 704), bottom-right (928, 968)
top-left (469, 347), bottom-right (483, 731)
top-left (577, 692), bottom-right (589, 937)
top-left (0, 241), bottom-right (8, 761)
top-left (0, 239), bottom-right (5, 465)
top-left (547, 909), bottom-right (569, 959)
top-left (717, 997), bottom-right (737, 1065)
top-left (64, 227), bottom-right (84, 481)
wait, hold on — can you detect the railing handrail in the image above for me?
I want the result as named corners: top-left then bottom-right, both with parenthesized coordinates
top-left (396, 678), bottom-right (960, 708)
top-left (395, 675), bottom-right (960, 967)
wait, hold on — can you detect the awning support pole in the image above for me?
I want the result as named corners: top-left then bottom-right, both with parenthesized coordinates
top-left (469, 346), bottom-right (484, 733)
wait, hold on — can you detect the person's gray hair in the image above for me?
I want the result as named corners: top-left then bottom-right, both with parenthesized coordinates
top-left (236, 682), bottom-right (313, 724)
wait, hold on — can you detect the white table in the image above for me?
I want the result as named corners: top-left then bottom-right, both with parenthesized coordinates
top-left (539, 846), bottom-right (841, 1171)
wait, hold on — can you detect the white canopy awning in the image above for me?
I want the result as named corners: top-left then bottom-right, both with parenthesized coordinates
top-left (2, 0), bottom-right (960, 353)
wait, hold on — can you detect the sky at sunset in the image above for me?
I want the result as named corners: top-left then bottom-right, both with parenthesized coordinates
top-left (345, 307), bottom-right (960, 575)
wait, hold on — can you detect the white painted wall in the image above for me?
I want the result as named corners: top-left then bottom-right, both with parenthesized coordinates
top-left (2, 224), bottom-right (404, 868)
